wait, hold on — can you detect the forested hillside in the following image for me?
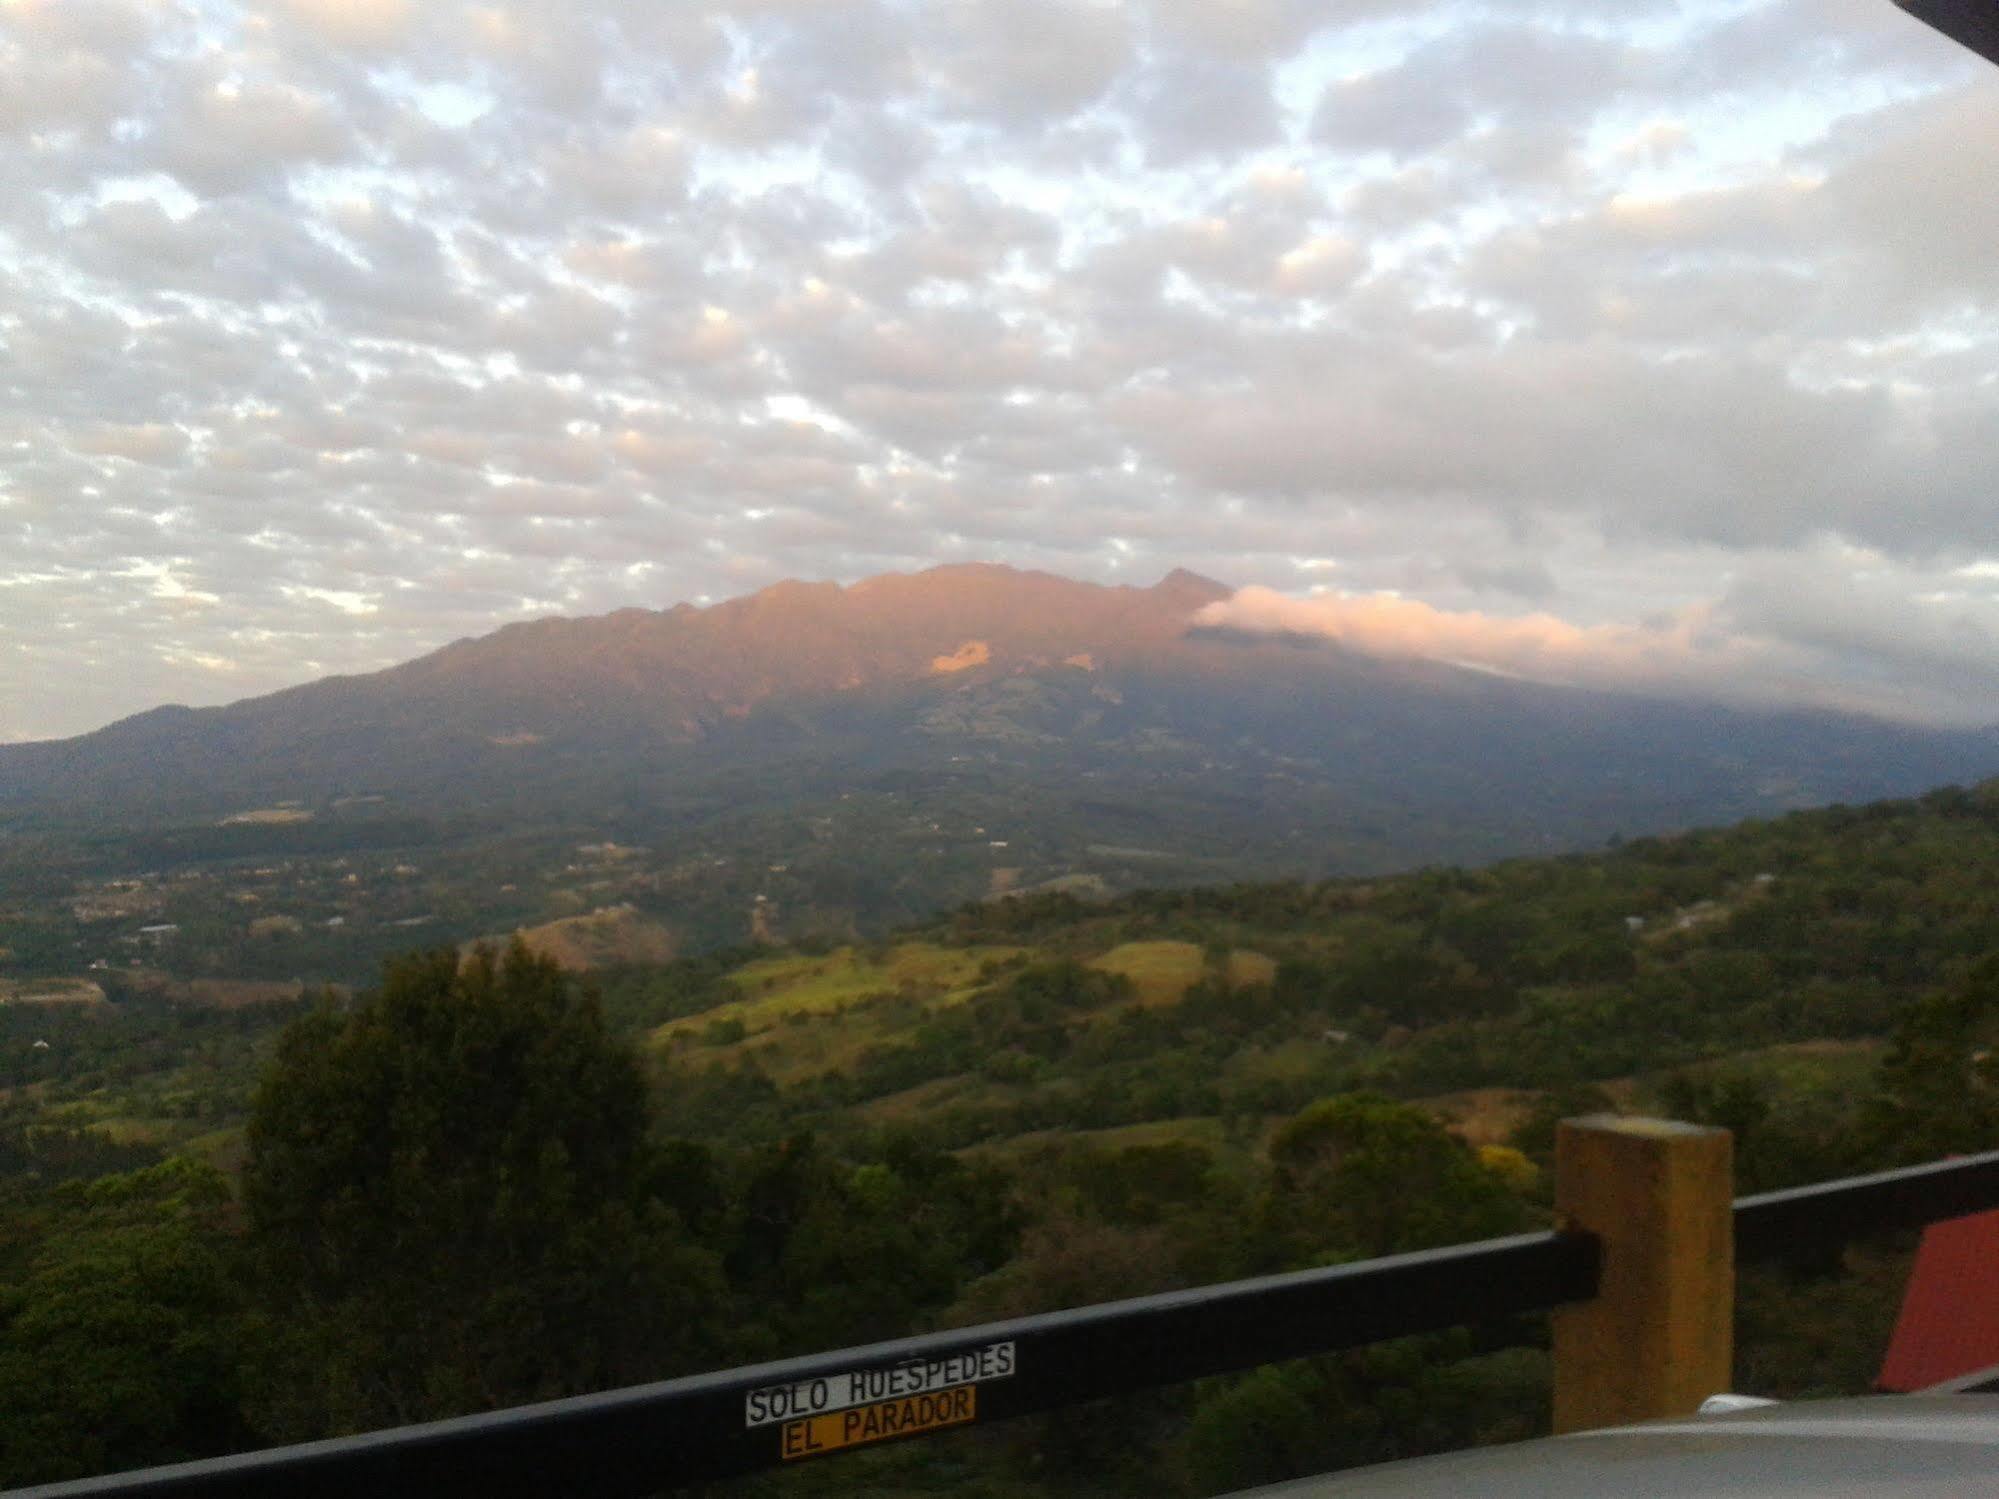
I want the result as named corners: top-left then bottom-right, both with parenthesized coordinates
top-left (610, 778), bottom-right (1999, 1180)
top-left (5, 780), bottom-right (1999, 1493)
top-left (5, 567), bottom-right (1995, 996)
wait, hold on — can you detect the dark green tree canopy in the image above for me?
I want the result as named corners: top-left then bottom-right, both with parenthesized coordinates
top-left (0, 1158), bottom-right (251, 1486)
top-left (244, 941), bottom-right (718, 1434)
top-left (1261, 1094), bottom-right (1532, 1265)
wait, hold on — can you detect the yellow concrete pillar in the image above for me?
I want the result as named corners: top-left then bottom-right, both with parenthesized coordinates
top-left (1550, 1114), bottom-right (1734, 1434)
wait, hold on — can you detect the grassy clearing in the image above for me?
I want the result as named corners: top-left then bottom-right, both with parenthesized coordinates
top-left (1087, 940), bottom-right (1277, 1011)
top-left (657, 936), bottom-right (1284, 1090)
top-left (650, 942), bottom-right (1024, 1081)
top-left (1713, 1038), bottom-right (1885, 1089)
top-left (661, 942), bottom-right (1021, 1034)
top-left (1624, 1037), bottom-right (1887, 1111)
top-left (967, 1113), bottom-right (1271, 1169)
top-left (1227, 950), bottom-right (1278, 988)
top-left (83, 1116), bottom-right (176, 1146)
top-left (1223, 1036), bottom-right (1342, 1089)
top-left (180, 978), bottom-right (307, 1009)
top-left (1087, 941), bottom-right (1208, 1005)
top-left (1413, 1039), bottom-right (1893, 1149)
top-left (857, 1074), bottom-right (1015, 1125)
top-left (510, 905), bottom-right (677, 971)
top-left (0, 977), bottom-right (107, 1007)
top-left (1418, 1087), bottom-right (1544, 1148)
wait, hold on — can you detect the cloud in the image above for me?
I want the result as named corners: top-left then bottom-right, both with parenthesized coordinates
top-left (920, 0), bottom-right (1134, 124)
top-left (1311, 24), bottom-right (1638, 159)
top-left (2, 0), bottom-right (1997, 741)
top-left (266, 0), bottom-right (414, 53)
top-left (1127, 57), bottom-right (1283, 166)
top-left (1199, 561), bottom-right (1999, 728)
top-left (1198, 583), bottom-right (1738, 689)
top-left (1455, 557), bottom-right (1557, 602)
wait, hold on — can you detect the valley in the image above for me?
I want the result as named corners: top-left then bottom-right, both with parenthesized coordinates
top-left (3, 567), bottom-right (1994, 999)
top-left (13, 776), bottom-right (1999, 1230)
top-left (10, 775), bottom-right (1999, 1491)
top-left (7, 769), bottom-right (1999, 1491)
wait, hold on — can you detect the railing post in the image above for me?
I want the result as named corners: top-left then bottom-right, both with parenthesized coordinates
top-left (1550, 1114), bottom-right (1733, 1434)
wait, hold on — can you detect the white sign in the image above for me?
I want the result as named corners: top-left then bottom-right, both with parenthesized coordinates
top-left (744, 1341), bottom-right (1016, 1429)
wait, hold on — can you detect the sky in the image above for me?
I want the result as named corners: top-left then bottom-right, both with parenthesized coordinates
top-left (3, 0), bottom-right (1998, 743)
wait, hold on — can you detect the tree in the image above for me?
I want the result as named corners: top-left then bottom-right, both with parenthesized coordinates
top-left (721, 1132), bottom-right (1015, 1356)
top-left (243, 942), bottom-right (721, 1436)
top-left (1861, 954), bottom-right (1999, 1164)
top-left (1180, 1340), bottom-right (1548, 1493)
top-left (1258, 1094), bottom-right (1533, 1267)
top-left (0, 1158), bottom-right (252, 1486)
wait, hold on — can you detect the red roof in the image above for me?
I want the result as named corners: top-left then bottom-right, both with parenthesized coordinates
top-left (1877, 1208), bottom-right (1999, 1391)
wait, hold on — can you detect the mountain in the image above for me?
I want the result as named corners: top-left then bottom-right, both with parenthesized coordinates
top-left (0, 564), bottom-right (1233, 814)
top-left (1, 562), bottom-right (1995, 966)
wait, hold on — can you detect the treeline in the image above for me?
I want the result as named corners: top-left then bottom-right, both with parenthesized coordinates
top-left (646, 780), bottom-right (1999, 1151)
top-left (11, 780), bottom-right (1999, 1490)
top-left (0, 944), bottom-right (1561, 1493)
top-left (0, 946), bottom-right (1004, 1484)
top-left (8, 938), bottom-right (1999, 1492)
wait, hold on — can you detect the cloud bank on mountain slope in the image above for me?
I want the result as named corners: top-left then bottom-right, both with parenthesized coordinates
top-left (1201, 562), bottom-right (1999, 728)
top-left (3, 0), bottom-right (1998, 740)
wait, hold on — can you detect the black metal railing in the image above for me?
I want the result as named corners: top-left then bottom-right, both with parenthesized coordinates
top-left (9, 1231), bottom-right (1596, 1499)
top-left (14, 1146), bottom-right (1999, 1499)
top-left (1737, 1149), bottom-right (1999, 1261)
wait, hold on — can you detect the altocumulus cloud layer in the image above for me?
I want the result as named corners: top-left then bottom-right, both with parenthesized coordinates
top-left (3, 0), bottom-right (1998, 740)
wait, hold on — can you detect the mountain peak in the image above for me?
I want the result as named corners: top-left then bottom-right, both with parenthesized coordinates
top-left (1153, 568), bottom-right (1232, 606)
top-left (735, 577), bottom-right (845, 614)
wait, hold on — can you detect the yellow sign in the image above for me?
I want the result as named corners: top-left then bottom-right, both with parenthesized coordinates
top-left (779, 1384), bottom-right (977, 1460)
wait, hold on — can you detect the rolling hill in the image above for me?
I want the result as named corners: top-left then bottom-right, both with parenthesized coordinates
top-left (615, 775), bottom-right (1999, 1175)
top-left (18, 780), bottom-right (1998, 1493)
